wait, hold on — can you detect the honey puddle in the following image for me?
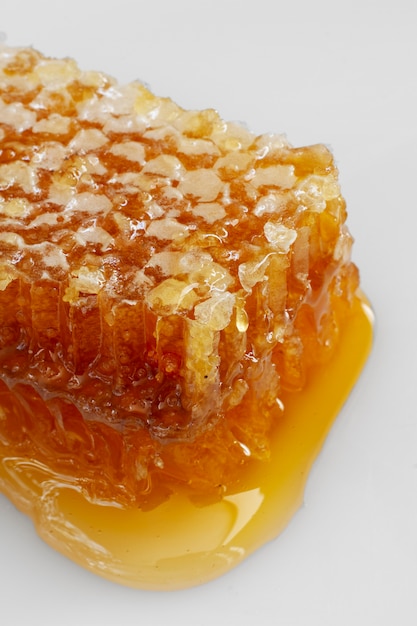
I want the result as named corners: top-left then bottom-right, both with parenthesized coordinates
top-left (0, 295), bottom-right (373, 590)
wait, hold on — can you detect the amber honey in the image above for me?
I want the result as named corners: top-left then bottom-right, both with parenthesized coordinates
top-left (0, 46), bottom-right (373, 589)
top-left (0, 295), bottom-right (372, 590)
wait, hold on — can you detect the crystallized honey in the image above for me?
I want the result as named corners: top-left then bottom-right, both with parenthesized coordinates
top-left (0, 46), bottom-right (372, 589)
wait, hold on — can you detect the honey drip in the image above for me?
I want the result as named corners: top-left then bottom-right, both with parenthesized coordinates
top-left (0, 47), bottom-right (373, 589)
top-left (0, 295), bottom-right (372, 590)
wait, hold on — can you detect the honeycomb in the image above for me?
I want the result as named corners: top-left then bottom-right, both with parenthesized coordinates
top-left (0, 46), bottom-right (359, 508)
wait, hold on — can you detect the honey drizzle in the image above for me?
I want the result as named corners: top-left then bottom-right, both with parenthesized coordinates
top-left (0, 294), bottom-right (372, 590)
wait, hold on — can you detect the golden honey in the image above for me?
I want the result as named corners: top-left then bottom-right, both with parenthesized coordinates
top-left (0, 46), bottom-right (373, 589)
top-left (0, 294), bottom-right (372, 589)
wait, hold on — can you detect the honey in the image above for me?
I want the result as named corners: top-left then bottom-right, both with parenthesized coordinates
top-left (0, 294), bottom-right (372, 589)
top-left (0, 46), bottom-right (373, 589)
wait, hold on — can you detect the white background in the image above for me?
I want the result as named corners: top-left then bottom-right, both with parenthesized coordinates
top-left (1, 1), bottom-right (416, 624)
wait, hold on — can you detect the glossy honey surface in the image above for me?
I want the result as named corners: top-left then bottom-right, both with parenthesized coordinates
top-left (0, 294), bottom-right (372, 590)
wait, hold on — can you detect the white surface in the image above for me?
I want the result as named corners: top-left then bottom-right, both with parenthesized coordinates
top-left (1, 1), bottom-right (416, 624)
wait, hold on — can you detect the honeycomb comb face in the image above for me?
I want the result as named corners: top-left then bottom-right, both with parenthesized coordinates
top-left (0, 46), bottom-right (372, 589)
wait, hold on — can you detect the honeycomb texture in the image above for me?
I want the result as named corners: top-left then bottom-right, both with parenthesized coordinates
top-left (0, 47), bottom-right (359, 505)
